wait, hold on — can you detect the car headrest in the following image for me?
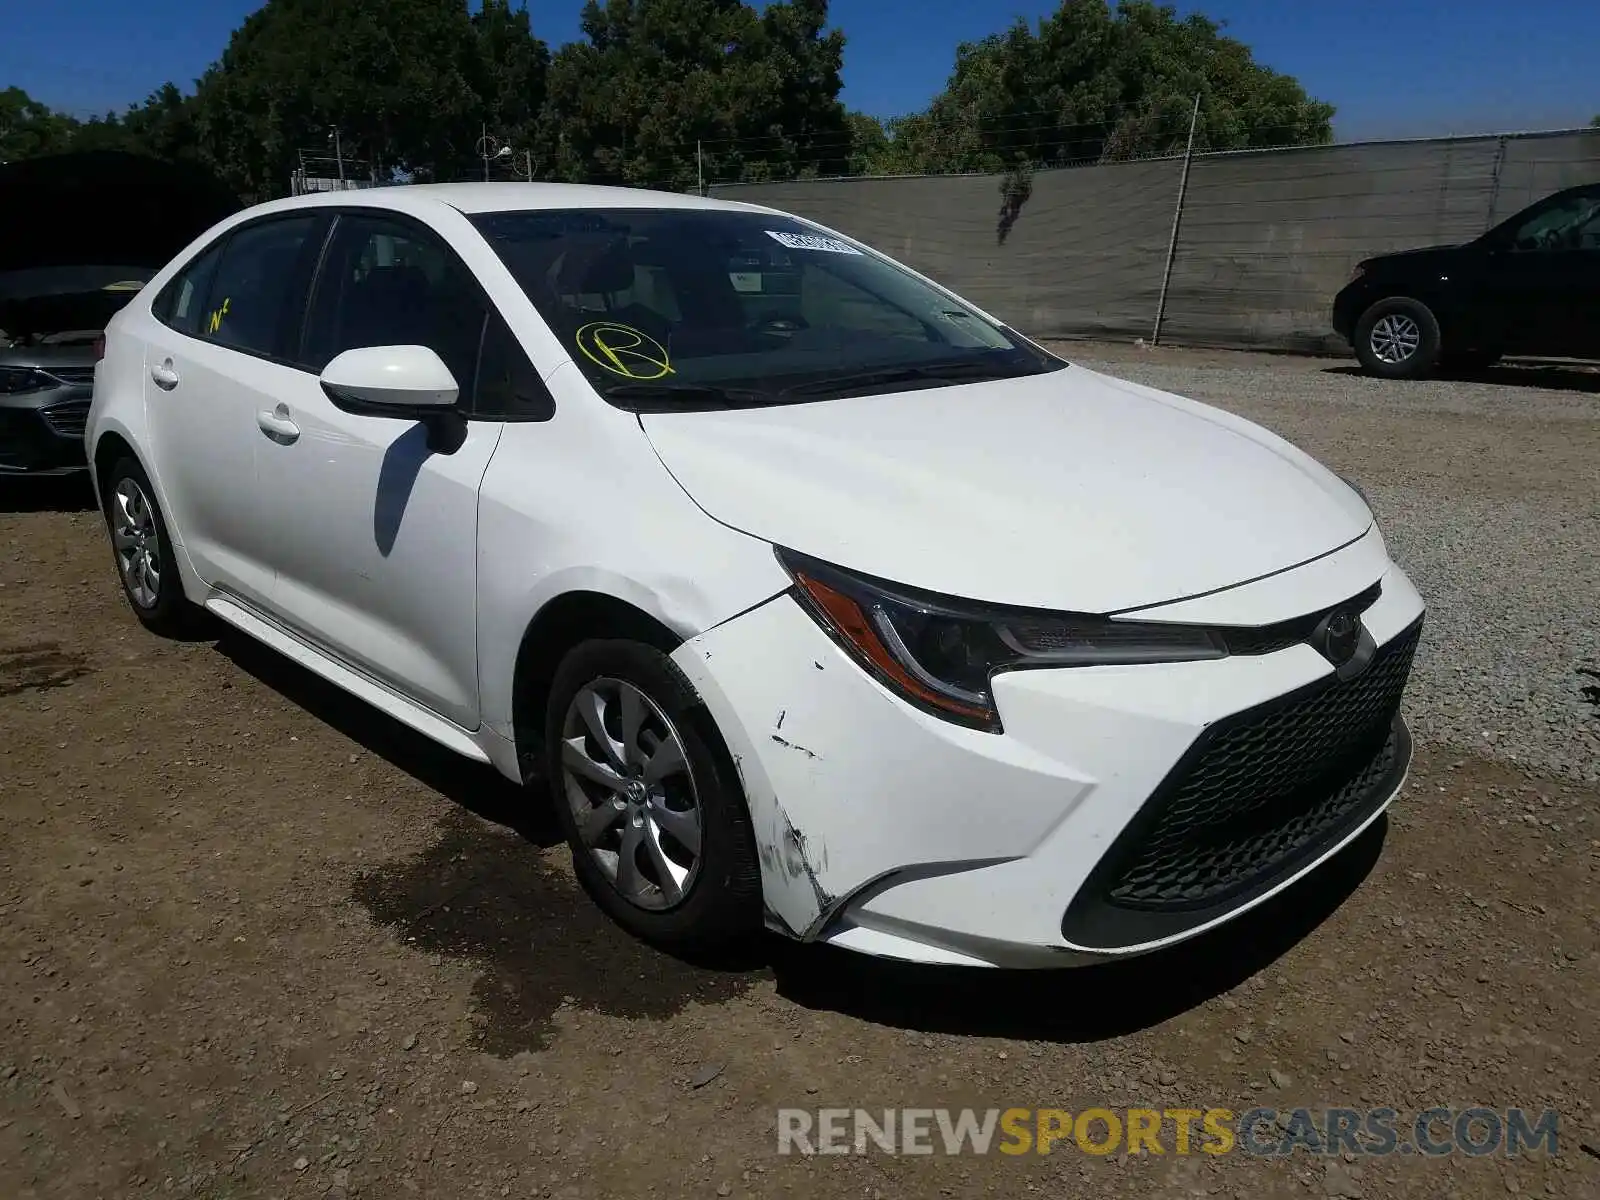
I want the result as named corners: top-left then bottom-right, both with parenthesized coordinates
top-left (553, 239), bottom-right (636, 295)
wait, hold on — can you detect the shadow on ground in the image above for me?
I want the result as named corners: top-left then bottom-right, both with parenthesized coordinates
top-left (214, 627), bottom-right (559, 844)
top-left (211, 617), bottom-right (1386, 1054)
top-left (1322, 362), bottom-right (1600, 393)
top-left (349, 788), bottom-right (1384, 1055)
top-left (0, 474), bottom-right (97, 513)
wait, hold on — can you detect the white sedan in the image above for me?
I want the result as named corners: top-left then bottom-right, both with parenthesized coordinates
top-left (86, 183), bottom-right (1424, 968)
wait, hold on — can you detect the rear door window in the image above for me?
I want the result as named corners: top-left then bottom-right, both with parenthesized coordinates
top-left (201, 215), bottom-right (326, 359)
top-left (153, 244), bottom-right (225, 337)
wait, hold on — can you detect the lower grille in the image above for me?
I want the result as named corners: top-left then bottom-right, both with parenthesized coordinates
top-left (1062, 617), bottom-right (1420, 947)
top-left (41, 399), bottom-right (91, 438)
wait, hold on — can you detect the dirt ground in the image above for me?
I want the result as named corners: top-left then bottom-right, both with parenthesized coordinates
top-left (2, 347), bottom-right (1599, 1199)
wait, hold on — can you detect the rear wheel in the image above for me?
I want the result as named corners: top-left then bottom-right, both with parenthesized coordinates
top-left (543, 638), bottom-right (761, 955)
top-left (1354, 297), bottom-right (1441, 380)
top-left (103, 456), bottom-right (192, 635)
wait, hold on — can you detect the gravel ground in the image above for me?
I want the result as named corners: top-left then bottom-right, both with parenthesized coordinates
top-left (1062, 344), bottom-right (1600, 783)
top-left (1, 345), bottom-right (1597, 1200)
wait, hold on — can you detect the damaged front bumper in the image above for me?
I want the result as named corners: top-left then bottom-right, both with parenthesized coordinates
top-left (670, 564), bottom-right (1425, 970)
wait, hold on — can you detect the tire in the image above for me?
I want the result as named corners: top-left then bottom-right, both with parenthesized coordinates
top-left (1354, 297), bottom-right (1442, 380)
top-left (543, 638), bottom-right (762, 955)
top-left (102, 456), bottom-right (193, 635)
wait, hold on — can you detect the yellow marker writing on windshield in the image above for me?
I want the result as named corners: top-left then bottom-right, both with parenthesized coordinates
top-left (575, 322), bottom-right (672, 381)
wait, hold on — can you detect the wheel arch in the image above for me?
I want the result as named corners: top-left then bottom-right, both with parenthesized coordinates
top-left (90, 429), bottom-right (140, 507)
top-left (510, 589), bottom-right (685, 776)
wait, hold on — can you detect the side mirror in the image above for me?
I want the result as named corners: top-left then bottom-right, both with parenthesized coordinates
top-left (320, 345), bottom-right (459, 417)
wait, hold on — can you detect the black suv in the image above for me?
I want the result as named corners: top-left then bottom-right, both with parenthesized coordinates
top-left (1333, 182), bottom-right (1600, 379)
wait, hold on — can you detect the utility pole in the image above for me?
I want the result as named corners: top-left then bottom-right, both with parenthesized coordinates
top-left (330, 126), bottom-right (345, 184)
top-left (523, 148), bottom-right (534, 182)
top-left (481, 122), bottom-right (490, 181)
top-left (1151, 93), bottom-right (1201, 347)
top-left (697, 139), bottom-right (704, 196)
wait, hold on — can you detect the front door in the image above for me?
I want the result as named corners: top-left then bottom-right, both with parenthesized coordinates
top-left (255, 211), bottom-right (501, 729)
top-left (1477, 186), bottom-right (1600, 356)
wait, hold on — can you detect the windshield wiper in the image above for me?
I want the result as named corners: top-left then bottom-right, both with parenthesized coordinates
top-left (602, 382), bottom-right (769, 408)
top-left (779, 359), bottom-right (1039, 397)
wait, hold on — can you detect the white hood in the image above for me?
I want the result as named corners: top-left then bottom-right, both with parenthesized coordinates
top-left (640, 365), bottom-right (1372, 614)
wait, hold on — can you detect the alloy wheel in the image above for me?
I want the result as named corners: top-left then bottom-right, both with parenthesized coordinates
top-left (1369, 313), bottom-right (1421, 364)
top-left (110, 477), bottom-right (161, 609)
top-left (559, 677), bottom-right (703, 911)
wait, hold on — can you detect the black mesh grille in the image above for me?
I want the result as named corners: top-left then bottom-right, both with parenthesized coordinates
top-left (1102, 619), bottom-right (1420, 911)
top-left (40, 399), bottom-right (90, 438)
top-left (1219, 580), bottom-right (1382, 656)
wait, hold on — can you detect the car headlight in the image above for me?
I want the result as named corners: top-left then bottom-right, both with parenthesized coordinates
top-left (778, 549), bottom-right (1226, 732)
top-left (0, 366), bottom-right (50, 394)
top-left (1346, 264), bottom-right (1367, 284)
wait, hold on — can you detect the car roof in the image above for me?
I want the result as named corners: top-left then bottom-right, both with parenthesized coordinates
top-left (239, 181), bottom-right (785, 221)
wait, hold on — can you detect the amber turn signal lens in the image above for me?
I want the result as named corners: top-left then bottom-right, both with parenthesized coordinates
top-left (791, 569), bottom-right (997, 724)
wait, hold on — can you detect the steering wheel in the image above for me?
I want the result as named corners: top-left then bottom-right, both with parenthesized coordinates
top-left (751, 314), bottom-right (809, 336)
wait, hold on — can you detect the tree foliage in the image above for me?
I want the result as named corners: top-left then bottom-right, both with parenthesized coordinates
top-left (0, 87), bottom-right (79, 160)
top-left (541, 0), bottom-right (848, 189)
top-left (3, 0), bottom-right (1339, 193)
top-left (189, 0), bottom-right (494, 196)
top-left (877, 0), bottom-right (1335, 175)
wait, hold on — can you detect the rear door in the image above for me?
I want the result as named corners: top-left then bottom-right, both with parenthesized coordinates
top-left (141, 214), bottom-right (327, 607)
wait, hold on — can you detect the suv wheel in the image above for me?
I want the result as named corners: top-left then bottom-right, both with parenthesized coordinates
top-left (544, 638), bottom-right (761, 955)
top-left (1354, 297), bottom-right (1441, 380)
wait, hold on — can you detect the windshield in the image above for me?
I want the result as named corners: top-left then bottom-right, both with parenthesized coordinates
top-left (469, 208), bottom-right (1065, 409)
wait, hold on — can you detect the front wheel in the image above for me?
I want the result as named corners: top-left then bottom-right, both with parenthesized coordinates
top-left (1354, 297), bottom-right (1442, 380)
top-left (543, 638), bottom-right (762, 955)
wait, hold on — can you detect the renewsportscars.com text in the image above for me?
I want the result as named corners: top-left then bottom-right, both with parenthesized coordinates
top-left (776, 1106), bottom-right (1561, 1158)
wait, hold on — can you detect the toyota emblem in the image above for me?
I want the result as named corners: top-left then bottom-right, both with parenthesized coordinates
top-left (1318, 608), bottom-right (1361, 666)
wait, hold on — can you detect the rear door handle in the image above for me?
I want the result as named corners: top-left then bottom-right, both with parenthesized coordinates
top-left (149, 360), bottom-right (180, 390)
top-left (256, 407), bottom-right (300, 444)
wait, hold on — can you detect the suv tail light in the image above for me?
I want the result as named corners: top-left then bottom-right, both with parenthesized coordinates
top-left (92, 333), bottom-right (106, 362)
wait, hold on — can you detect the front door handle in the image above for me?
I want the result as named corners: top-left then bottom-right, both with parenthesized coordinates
top-left (256, 406), bottom-right (300, 444)
top-left (149, 360), bottom-right (180, 390)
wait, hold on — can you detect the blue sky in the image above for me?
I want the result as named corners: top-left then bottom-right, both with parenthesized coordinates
top-left (4, 0), bottom-right (1596, 141)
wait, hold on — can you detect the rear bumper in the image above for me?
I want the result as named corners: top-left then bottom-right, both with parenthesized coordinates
top-left (674, 547), bottom-right (1425, 969)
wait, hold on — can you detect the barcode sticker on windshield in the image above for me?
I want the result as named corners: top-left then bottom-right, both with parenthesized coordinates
top-left (765, 231), bottom-right (862, 255)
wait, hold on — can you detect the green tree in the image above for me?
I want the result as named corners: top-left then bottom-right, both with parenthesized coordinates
top-left (0, 87), bottom-right (79, 161)
top-left (469, 0), bottom-right (552, 176)
top-left (844, 110), bottom-right (889, 175)
top-left (1591, 113), bottom-right (1599, 127)
top-left (889, 0), bottom-right (1335, 175)
top-left (66, 85), bottom-right (203, 162)
top-left (541, 0), bottom-right (849, 190)
top-left (189, 0), bottom-right (488, 197)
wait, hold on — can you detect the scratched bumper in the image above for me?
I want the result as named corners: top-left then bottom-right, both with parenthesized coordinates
top-left (672, 568), bottom-right (1423, 969)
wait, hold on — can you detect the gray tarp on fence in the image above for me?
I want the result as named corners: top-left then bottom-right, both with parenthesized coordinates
top-left (712, 129), bottom-right (1600, 353)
